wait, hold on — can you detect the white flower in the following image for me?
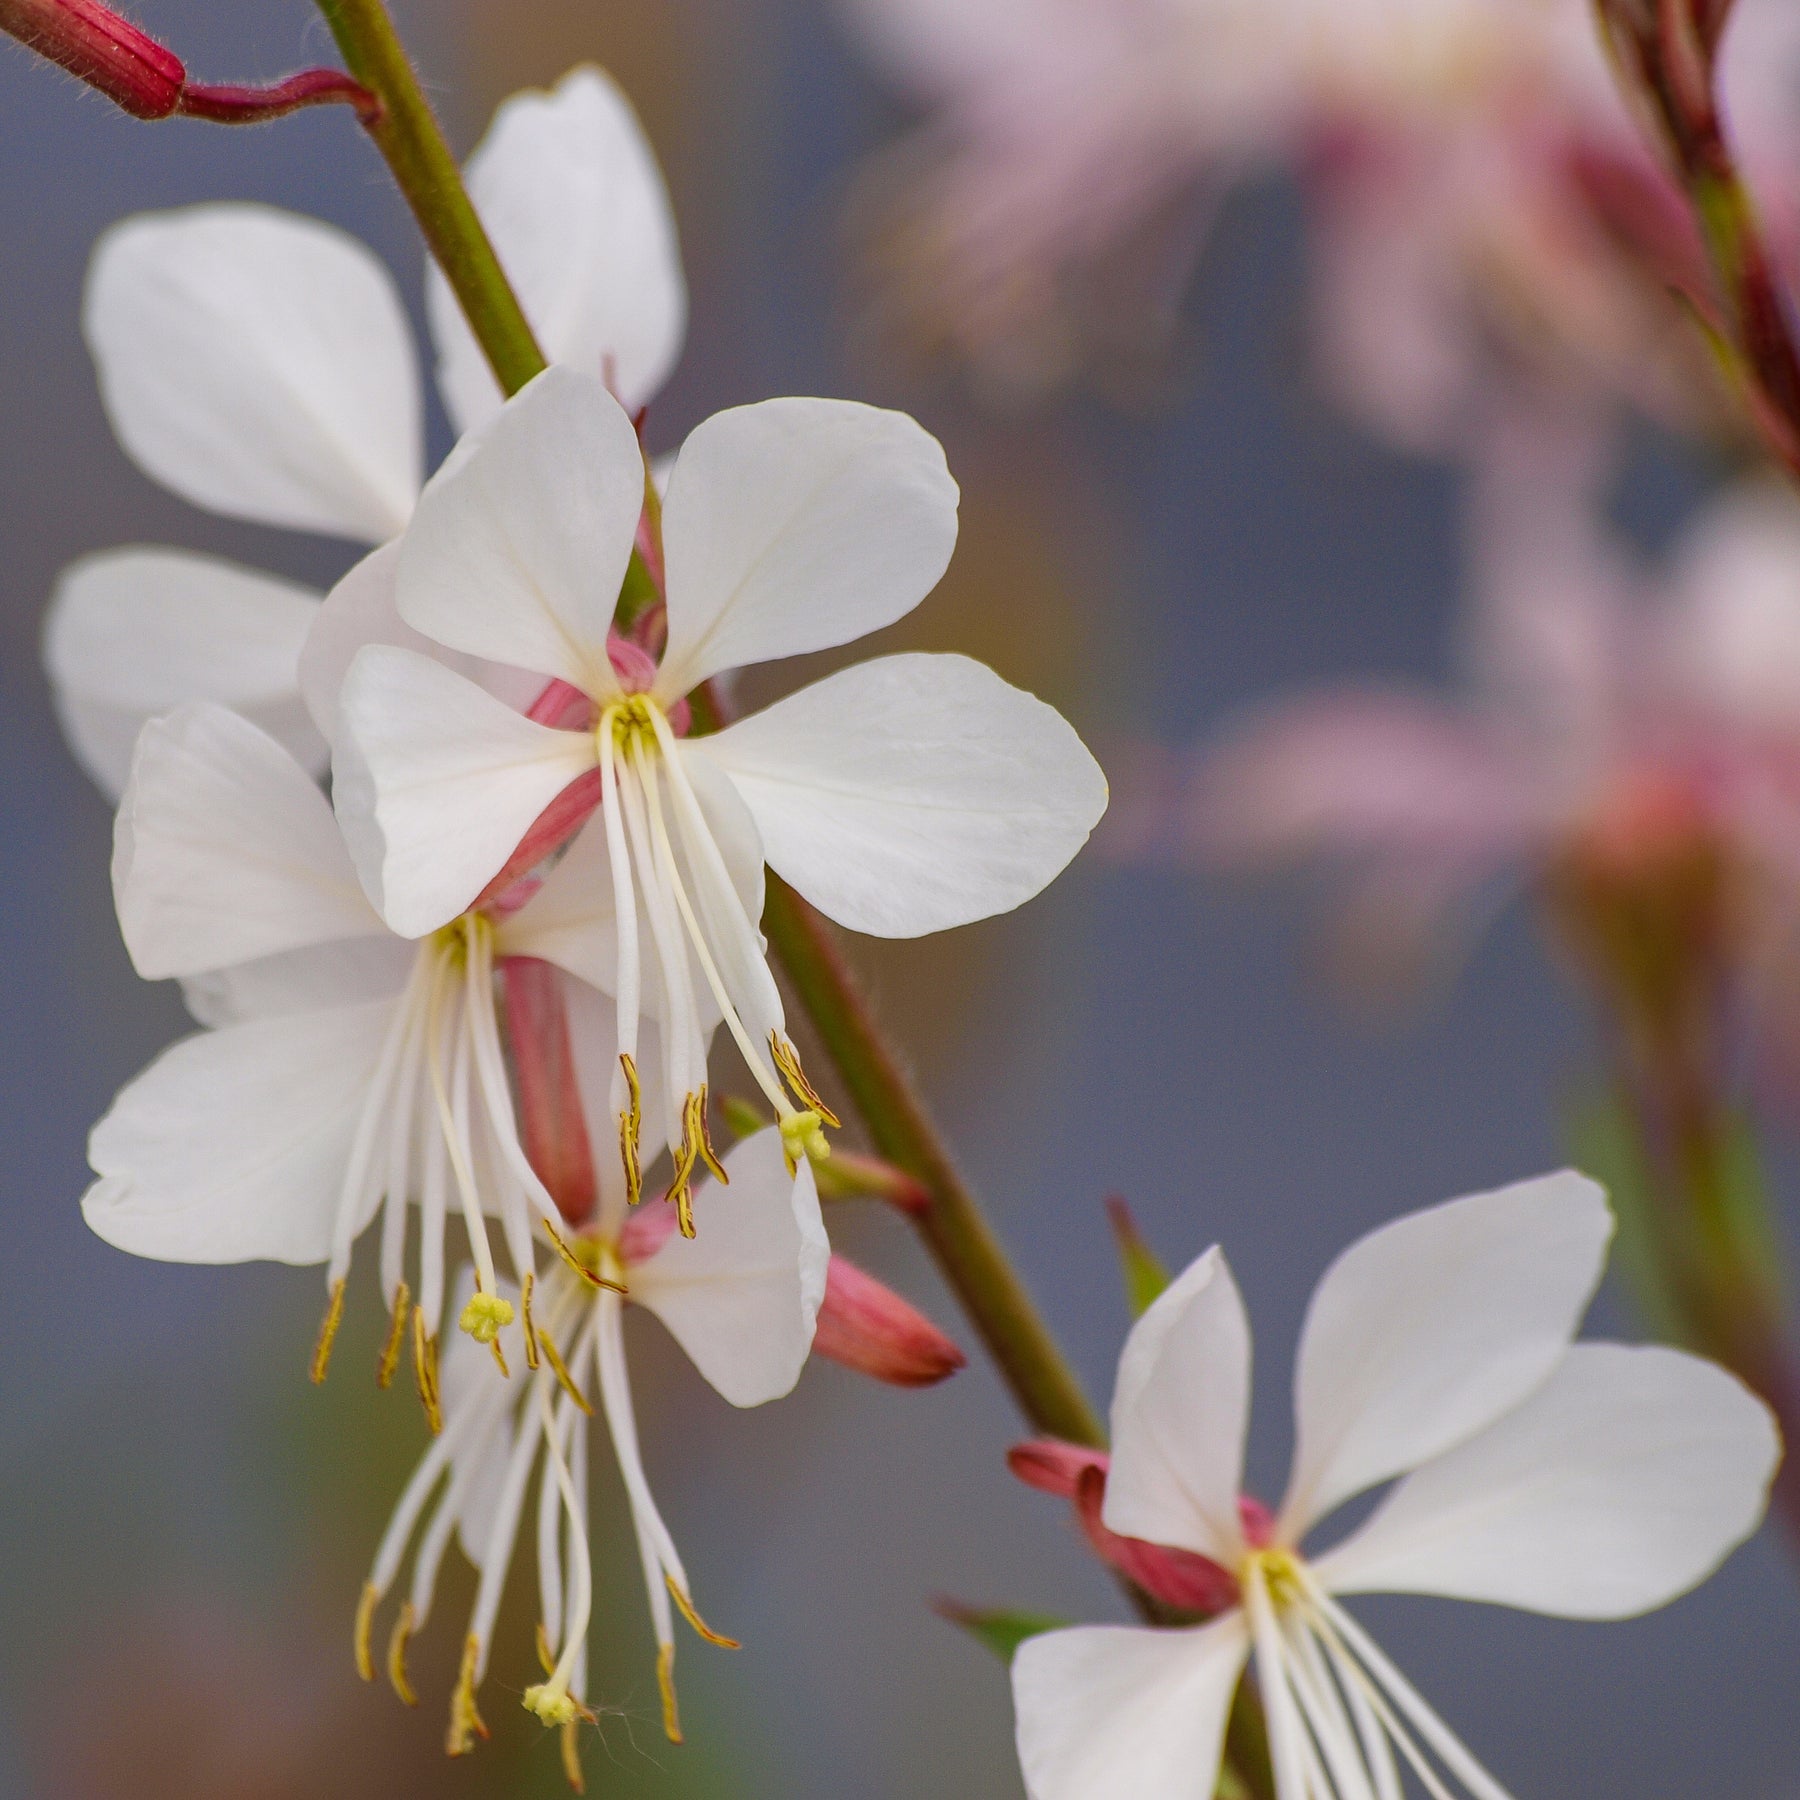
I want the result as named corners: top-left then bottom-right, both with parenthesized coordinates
top-left (358, 1123), bottom-right (826, 1777)
top-left (333, 366), bottom-right (1109, 1211)
top-left (81, 701), bottom-right (623, 1397)
top-left (45, 65), bottom-right (683, 797)
top-left (1012, 1172), bottom-right (1780, 1800)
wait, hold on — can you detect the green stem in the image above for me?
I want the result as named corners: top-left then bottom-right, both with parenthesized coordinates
top-left (763, 875), bottom-right (1104, 1446)
top-left (315, 0), bottom-right (546, 396)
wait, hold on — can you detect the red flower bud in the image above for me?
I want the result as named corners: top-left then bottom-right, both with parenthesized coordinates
top-left (811, 1255), bottom-right (966, 1387)
top-left (1006, 1438), bottom-right (1108, 1498)
top-left (0, 0), bottom-right (183, 119)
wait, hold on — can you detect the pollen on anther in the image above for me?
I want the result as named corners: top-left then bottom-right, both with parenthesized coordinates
top-left (310, 1277), bottom-right (347, 1385)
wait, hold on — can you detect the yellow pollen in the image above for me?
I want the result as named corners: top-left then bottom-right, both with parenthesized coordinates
top-left (779, 1109), bottom-right (831, 1173)
top-left (412, 1306), bottom-right (443, 1436)
top-left (446, 1634), bottom-right (489, 1756)
top-left (387, 1601), bottom-right (419, 1706)
top-left (1246, 1546), bottom-right (1307, 1608)
top-left (353, 1581), bottom-right (379, 1683)
top-left (618, 1052), bottom-right (644, 1207)
top-left (376, 1281), bottom-right (410, 1388)
top-left (521, 1270), bottom-right (541, 1371)
top-left (310, 1277), bottom-right (346, 1385)
top-left (544, 1217), bottom-right (626, 1292)
top-left (666, 1573), bottom-right (741, 1649)
top-left (769, 1033), bottom-right (839, 1128)
top-left (657, 1642), bottom-right (682, 1744)
top-left (602, 693), bottom-right (661, 754)
top-left (460, 1289), bottom-right (515, 1345)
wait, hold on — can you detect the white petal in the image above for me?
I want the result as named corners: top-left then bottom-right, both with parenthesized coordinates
top-left (83, 1001), bottom-right (392, 1265)
top-left (333, 647), bottom-right (595, 936)
top-left (298, 540), bottom-right (543, 747)
top-left (395, 366), bottom-right (642, 694)
top-left (1279, 1170), bottom-right (1613, 1540)
top-left (44, 548), bottom-right (325, 799)
top-left (690, 652), bottom-right (1106, 935)
top-left (181, 936), bottom-right (414, 1028)
top-left (1315, 1343), bottom-right (1779, 1618)
top-left (1012, 1617), bottom-right (1250, 1800)
top-left (654, 398), bottom-right (959, 698)
top-left (429, 65), bottom-right (685, 433)
top-left (630, 1129), bottom-right (829, 1406)
top-left (1102, 1247), bottom-right (1251, 1565)
top-left (84, 204), bottom-right (419, 541)
top-left (114, 704), bottom-right (382, 980)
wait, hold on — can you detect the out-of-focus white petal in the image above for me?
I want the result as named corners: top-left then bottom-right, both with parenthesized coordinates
top-left (83, 1001), bottom-right (391, 1265)
top-left (689, 651), bottom-right (1105, 935)
top-left (114, 704), bottom-right (381, 980)
top-left (630, 1130), bottom-right (829, 1407)
top-left (429, 65), bottom-right (686, 433)
top-left (333, 647), bottom-right (595, 937)
top-left (1012, 1617), bottom-right (1250, 1800)
top-left (84, 204), bottom-right (420, 542)
top-left (44, 548), bottom-right (325, 799)
top-left (395, 367), bottom-right (641, 695)
top-left (1102, 1247), bottom-right (1252, 1566)
top-left (1315, 1343), bottom-right (1779, 1618)
top-left (654, 398), bottom-right (959, 699)
top-left (1279, 1170), bottom-right (1613, 1539)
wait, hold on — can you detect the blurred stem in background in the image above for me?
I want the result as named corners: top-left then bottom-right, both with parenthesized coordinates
top-left (1550, 811), bottom-right (1800, 1541)
top-left (309, 1), bottom-right (1275, 1790)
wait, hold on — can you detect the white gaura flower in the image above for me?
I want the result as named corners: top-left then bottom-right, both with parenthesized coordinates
top-left (359, 1121), bottom-right (825, 1782)
top-left (1012, 1171), bottom-right (1780, 1800)
top-left (333, 365), bottom-right (1109, 1216)
top-left (45, 64), bottom-right (683, 797)
top-left (81, 701), bottom-right (624, 1405)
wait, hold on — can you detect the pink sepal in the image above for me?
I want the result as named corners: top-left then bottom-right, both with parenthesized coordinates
top-left (810, 1255), bottom-right (966, 1387)
top-left (500, 957), bottom-right (598, 1228)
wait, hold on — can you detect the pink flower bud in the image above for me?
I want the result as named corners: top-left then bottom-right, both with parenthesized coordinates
top-left (499, 957), bottom-right (598, 1228)
top-left (810, 1255), bottom-right (966, 1387)
top-left (1006, 1438), bottom-right (1108, 1498)
top-left (0, 0), bottom-right (185, 119)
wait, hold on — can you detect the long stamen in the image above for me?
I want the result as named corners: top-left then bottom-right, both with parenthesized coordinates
top-left (523, 1383), bottom-right (598, 1726)
top-left (1243, 1561), bottom-right (1312, 1800)
top-left (1278, 1610), bottom-right (1381, 1800)
top-left (597, 710), bottom-right (644, 1190)
top-left (310, 1278), bottom-right (347, 1386)
top-left (423, 945), bottom-right (500, 1304)
top-left (412, 1304), bottom-right (443, 1434)
top-left (618, 1051), bottom-right (643, 1207)
top-left (377, 1280), bottom-right (411, 1388)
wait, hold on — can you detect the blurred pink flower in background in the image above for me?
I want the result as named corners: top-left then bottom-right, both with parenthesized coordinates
top-left (841, 0), bottom-right (1800, 436)
top-left (1108, 403), bottom-right (1800, 991)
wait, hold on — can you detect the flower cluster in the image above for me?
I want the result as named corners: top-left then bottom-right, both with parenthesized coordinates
top-left (57, 64), bottom-right (1105, 1782)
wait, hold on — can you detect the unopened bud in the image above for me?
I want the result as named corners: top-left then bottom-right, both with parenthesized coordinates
top-left (811, 1255), bottom-right (965, 1387)
top-left (1006, 1437), bottom-right (1108, 1499)
top-left (1072, 1465), bottom-right (1239, 1616)
top-left (0, 0), bottom-right (184, 118)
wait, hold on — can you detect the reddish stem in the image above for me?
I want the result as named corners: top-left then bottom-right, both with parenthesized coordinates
top-left (178, 68), bottom-right (379, 126)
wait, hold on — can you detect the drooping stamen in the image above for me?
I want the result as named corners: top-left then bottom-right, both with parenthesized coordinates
top-left (446, 1635), bottom-right (489, 1756)
top-left (543, 1216), bottom-right (626, 1292)
top-left (665, 1573), bottom-right (741, 1649)
top-left (560, 1719), bottom-right (586, 1794)
top-left (354, 1581), bottom-right (380, 1682)
top-left (521, 1270), bottom-right (540, 1371)
top-left (769, 1034), bottom-right (840, 1128)
top-left (386, 1603), bottom-right (420, 1707)
top-left (423, 944), bottom-right (503, 1316)
top-left (657, 1642), bottom-right (682, 1744)
top-left (1243, 1559), bottom-right (1311, 1800)
top-left (618, 1052), bottom-right (644, 1206)
top-left (377, 1282), bottom-right (410, 1389)
top-left (412, 1306), bottom-right (443, 1436)
top-left (537, 1323), bottom-right (596, 1416)
top-left (522, 1383), bottom-right (598, 1729)
top-left (310, 1278), bottom-right (347, 1386)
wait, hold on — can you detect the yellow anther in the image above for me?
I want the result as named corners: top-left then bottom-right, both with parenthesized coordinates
top-left (666, 1573), bottom-right (741, 1649)
top-left (1252, 1546), bottom-right (1307, 1606)
top-left (618, 1052), bottom-right (643, 1207)
top-left (560, 1718), bottom-right (586, 1793)
top-left (657, 1642), bottom-right (682, 1744)
top-left (667, 1138), bottom-right (699, 1238)
top-left (446, 1635), bottom-right (489, 1756)
top-left (353, 1581), bottom-right (379, 1682)
top-left (779, 1109), bottom-right (831, 1174)
top-left (537, 1323), bottom-right (595, 1416)
top-left (460, 1289), bottom-right (515, 1345)
top-left (412, 1306), bottom-right (443, 1436)
top-left (521, 1271), bottom-right (540, 1372)
top-left (310, 1277), bottom-right (346, 1385)
top-left (523, 1682), bottom-right (580, 1727)
top-left (376, 1281), bottom-right (410, 1389)
top-left (770, 1033), bottom-right (840, 1128)
top-left (535, 1621), bottom-right (557, 1677)
top-left (692, 1085), bottom-right (728, 1185)
top-left (387, 1601), bottom-right (419, 1706)
top-left (543, 1217), bottom-right (626, 1291)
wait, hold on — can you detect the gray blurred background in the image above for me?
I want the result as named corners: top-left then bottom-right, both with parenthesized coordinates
top-left (1, 1), bottom-right (1793, 1795)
